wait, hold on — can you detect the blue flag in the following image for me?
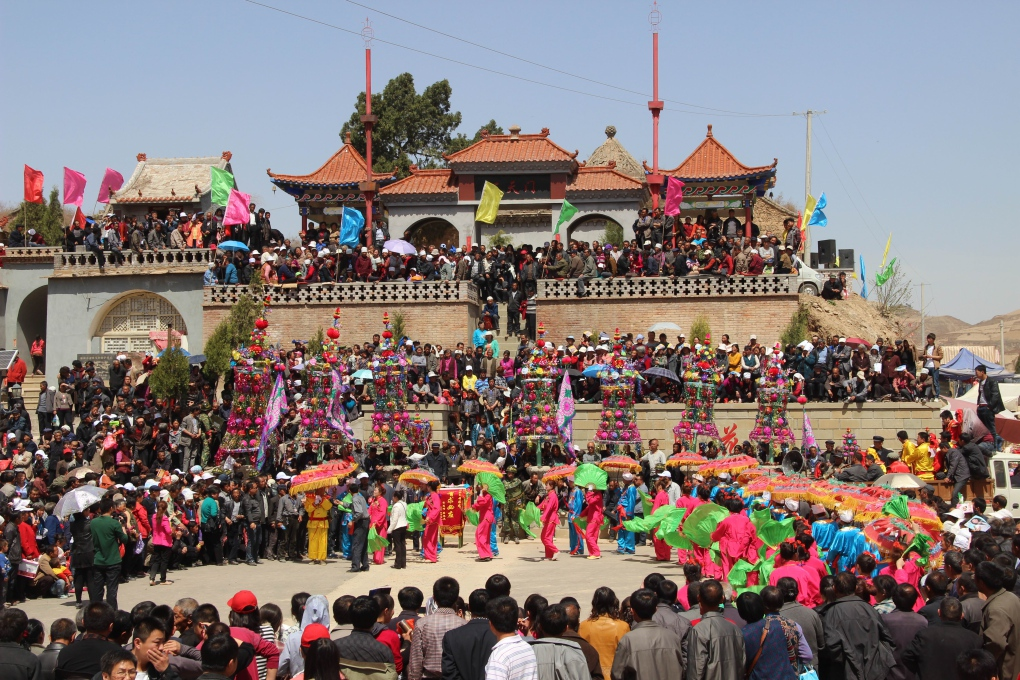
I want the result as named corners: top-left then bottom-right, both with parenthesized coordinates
top-left (808, 192), bottom-right (828, 227)
top-left (338, 207), bottom-right (365, 247)
top-left (859, 255), bottom-right (868, 299)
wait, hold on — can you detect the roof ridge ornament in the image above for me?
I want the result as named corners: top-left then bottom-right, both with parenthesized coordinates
top-left (706, 124), bottom-right (713, 138)
top-left (605, 125), bottom-right (617, 138)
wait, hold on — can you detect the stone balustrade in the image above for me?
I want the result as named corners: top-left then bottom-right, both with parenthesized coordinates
top-left (204, 279), bottom-right (480, 306)
top-left (1, 247), bottom-right (64, 263)
top-left (51, 248), bottom-right (216, 276)
top-left (537, 273), bottom-right (795, 300)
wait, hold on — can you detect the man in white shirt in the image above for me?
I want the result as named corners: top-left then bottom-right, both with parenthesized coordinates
top-left (484, 596), bottom-right (538, 680)
top-left (642, 439), bottom-right (667, 473)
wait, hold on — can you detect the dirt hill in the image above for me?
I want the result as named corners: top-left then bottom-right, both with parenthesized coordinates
top-left (801, 294), bottom-right (904, 344)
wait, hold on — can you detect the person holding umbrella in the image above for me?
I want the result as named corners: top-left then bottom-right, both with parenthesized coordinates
top-left (472, 483), bottom-right (494, 562)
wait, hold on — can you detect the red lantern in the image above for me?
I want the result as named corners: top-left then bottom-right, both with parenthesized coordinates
top-left (326, 327), bottom-right (340, 340)
top-left (255, 318), bottom-right (269, 330)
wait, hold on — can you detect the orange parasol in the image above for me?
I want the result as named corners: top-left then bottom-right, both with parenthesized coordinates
top-left (457, 460), bottom-right (504, 478)
top-left (697, 455), bottom-right (760, 476)
top-left (665, 451), bottom-right (707, 469)
top-left (542, 464), bottom-right (577, 482)
top-left (289, 467), bottom-right (344, 496)
top-left (398, 469), bottom-right (439, 488)
top-left (598, 455), bottom-right (641, 472)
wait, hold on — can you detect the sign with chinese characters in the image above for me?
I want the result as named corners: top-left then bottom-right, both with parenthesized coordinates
top-left (438, 486), bottom-right (468, 536)
top-left (680, 199), bottom-right (743, 210)
top-left (474, 175), bottom-right (551, 200)
top-left (719, 423), bottom-right (740, 455)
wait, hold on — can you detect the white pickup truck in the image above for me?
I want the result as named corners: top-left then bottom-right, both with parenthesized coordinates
top-left (931, 450), bottom-right (1020, 519)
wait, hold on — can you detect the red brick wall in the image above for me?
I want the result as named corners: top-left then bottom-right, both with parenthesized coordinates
top-left (536, 295), bottom-right (800, 347)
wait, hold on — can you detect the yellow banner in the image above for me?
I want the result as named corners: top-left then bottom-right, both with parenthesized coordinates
top-left (474, 181), bottom-right (504, 224)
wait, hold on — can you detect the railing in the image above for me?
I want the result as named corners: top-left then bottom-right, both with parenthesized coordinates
top-left (1, 247), bottom-right (63, 263)
top-left (537, 274), bottom-right (795, 299)
top-left (205, 280), bottom-right (480, 306)
top-left (53, 248), bottom-right (216, 273)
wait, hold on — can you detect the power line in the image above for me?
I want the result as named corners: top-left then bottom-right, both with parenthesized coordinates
top-left (340, 0), bottom-right (791, 118)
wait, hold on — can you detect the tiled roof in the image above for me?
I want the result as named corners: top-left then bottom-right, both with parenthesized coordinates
top-left (268, 134), bottom-right (395, 187)
top-left (567, 165), bottom-right (645, 192)
top-left (379, 168), bottom-right (457, 196)
top-left (111, 152), bottom-right (232, 205)
top-left (444, 127), bottom-right (578, 165)
top-left (584, 126), bottom-right (646, 180)
top-left (650, 125), bottom-right (777, 180)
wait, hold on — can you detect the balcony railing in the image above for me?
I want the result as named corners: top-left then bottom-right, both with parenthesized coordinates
top-left (52, 248), bottom-right (216, 275)
top-left (205, 279), bottom-right (480, 306)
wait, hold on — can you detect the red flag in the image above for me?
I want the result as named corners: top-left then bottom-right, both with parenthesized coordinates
top-left (24, 165), bottom-right (44, 204)
top-left (72, 207), bottom-right (87, 230)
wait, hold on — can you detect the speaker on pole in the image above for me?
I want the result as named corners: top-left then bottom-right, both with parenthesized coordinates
top-left (817, 239), bottom-right (836, 266)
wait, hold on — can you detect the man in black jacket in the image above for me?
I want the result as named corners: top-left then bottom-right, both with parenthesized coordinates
top-left (38, 618), bottom-right (74, 680)
top-left (975, 365), bottom-right (1005, 451)
top-left (0, 608), bottom-right (41, 680)
top-left (238, 482), bottom-right (264, 566)
top-left (903, 597), bottom-right (982, 680)
top-left (441, 589), bottom-right (496, 680)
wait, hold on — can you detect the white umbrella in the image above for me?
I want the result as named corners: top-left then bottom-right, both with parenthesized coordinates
top-left (873, 473), bottom-right (928, 490)
top-left (648, 322), bottom-right (683, 333)
top-left (53, 486), bottom-right (108, 517)
top-left (382, 239), bottom-right (417, 256)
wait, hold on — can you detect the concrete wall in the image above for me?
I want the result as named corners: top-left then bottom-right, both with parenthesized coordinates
top-left (0, 259), bottom-right (55, 355)
top-left (46, 274), bottom-right (205, 383)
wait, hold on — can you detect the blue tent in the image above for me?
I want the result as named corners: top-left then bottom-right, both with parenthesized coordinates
top-left (939, 347), bottom-right (1012, 380)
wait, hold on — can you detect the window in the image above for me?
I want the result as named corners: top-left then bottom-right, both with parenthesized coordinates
top-left (97, 294), bottom-right (187, 353)
top-left (994, 460), bottom-right (1007, 490)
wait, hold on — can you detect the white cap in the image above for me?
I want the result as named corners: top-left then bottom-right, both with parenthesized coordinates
top-left (276, 472), bottom-right (291, 481)
top-left (622, 472), bottom-right (634, 481)
top-left (785, 498), bottom-right (799, 511)
top-left (719, 472), bottom-right (731, 481)
top-left (181, 488), bottom-right (194, 501)
top-left (692, 474), bottom-right (705, 482)
top-left (123, 482), bottom-right (136, 491)
top-left (465, 365), bottom-right (473, 370)
top-left (357, 471), bottom-right (369, 479)
top-left (144, 479), bottom-right (159, 489)
top-left (750, 334), bottom-right (757, 340)
top-left (496, 442), bottom-right (507, 450)
top-left (657, 470), bottom-right (671, 478)
top-left (838, 337), bottom-right (847, 343)
top-left (201, 472), bottom-right (214, 480)
top-left (361, 247), bottom-right (368, 252)
top-left (838, 510), bottom-right (854, 523)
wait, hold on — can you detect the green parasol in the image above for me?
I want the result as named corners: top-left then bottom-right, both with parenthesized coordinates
top-left (477, 472), bottom-right (506, 504)
top-left (367, 527), bottom-right (389, 552)
top-left (682, 503), bottom-right (730, 548)
top-left (574, 463), bottom-right (608, 491)
top-left (519, 502), bottom-right (542, 539)
top-left (623, 504), bottom-right (674, 533)
top-left (757, 517), bottom-right (796, 548)
top-left (574, 516), bottom-right (610, 531)
top-left (406, 502), bottom-right (424, 532)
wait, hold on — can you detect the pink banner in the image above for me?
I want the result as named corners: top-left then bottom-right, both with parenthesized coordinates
top-left (63, 167), bottom-right (87, 207)
top-left (97, 168), bottom-right (125, 204)
top-left (223, 188), bottom-right (251, 226)
top-left (664, 176), bottom-right (685, 216)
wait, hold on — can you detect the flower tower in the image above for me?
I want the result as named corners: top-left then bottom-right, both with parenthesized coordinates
top-left (673, 335), bottom-right (722, 447)
top-left (217, 295), bottom-right (276, 466)
top-left (369, 312), bottom-right (415, 457)
top-left (595, 328), bottom-right (643, 454)
top-left (513, 323), bottom-right (564, 456)
top-left (299, 307), bottom-right (352, 452)
top-left (748, 344), bottom-right (797, 460)
top-left (842, 428), bottom-right (861, 462)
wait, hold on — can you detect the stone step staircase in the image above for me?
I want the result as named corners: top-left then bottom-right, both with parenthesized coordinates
top-left (17, 375), bottom-right (47, 413)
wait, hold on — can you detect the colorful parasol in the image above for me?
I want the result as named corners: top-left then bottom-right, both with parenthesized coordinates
top-left (318, 459), bottom-right (358, 476)
top-left (697, 455), bottom-right (760, 476)
top-left (598, 455), bottom-right (641, 472)
top-left (542, 464), bottom-right (577, 482)
top-left (398, 469), bottom-right (439, 488)
top-left (289, 467), bottom-right (344, 496)
top-left (862, 517), bottom-right (925, 555)
top-left (458, 460), bottom-right (504, 477)
top-left (665, 451), bottom-right (707, 469)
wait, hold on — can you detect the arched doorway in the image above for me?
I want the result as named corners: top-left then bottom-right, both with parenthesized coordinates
top-left (92, 292), bottom-right (188, 354)
top-left (567, 214), bottom-right (623, 245)
top-left (17, 286), bottom-right (47, 359)
top-left (403, 218), bottom-right (459, 251)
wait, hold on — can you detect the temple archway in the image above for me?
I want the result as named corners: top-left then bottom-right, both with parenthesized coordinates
top-left (403, 218), bottom-right (459, 251)
top-left (567, 214), bottom-right (623, 245)
top-left (16, 286), bottom-right (47, 360)
top-left (91, 291), bottom-right (188, 354)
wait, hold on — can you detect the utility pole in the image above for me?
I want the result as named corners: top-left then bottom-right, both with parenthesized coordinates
top-left (796, 109), bottom-right (826, 253)
top-left (360, 18), bottom-right (378, 248)
top-left (919, 283), bottom-right (925, 344)
top-left (1001, 319), bottom-right (1006, 366)
top-left (646, 2), bottom-right (664, 212)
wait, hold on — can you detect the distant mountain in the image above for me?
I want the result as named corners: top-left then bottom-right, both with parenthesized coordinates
top-left (897, 308), bottom-right (1020, 368)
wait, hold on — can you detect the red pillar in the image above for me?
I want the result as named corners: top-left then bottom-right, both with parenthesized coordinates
top-left (647, 17), bottom-right (664, 212)
top-left (360, 22), bottom-right (379, 248)
top-left (744, 199), bottom-right (753, 241)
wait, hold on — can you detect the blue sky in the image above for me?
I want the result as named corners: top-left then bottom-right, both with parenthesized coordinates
top-left (2, 0), bottom-right (1017, 322)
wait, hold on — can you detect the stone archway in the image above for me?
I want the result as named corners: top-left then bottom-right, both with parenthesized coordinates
top-left (567, 214), bottom-right (623, 245)
top-left (403, 218), bottom-right (459, 251)
top-left (92, 292), bottom-right (188, 354)
top-left (16, 286), bottom-right (47, 360)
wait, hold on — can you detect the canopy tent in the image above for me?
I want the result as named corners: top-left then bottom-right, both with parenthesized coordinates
top-left (945, 396), bottom-right (1020, 444)
top-left (958, 383), bottom-right (1020, 413)
top-left (939, 348), bottom-right (1013, 381)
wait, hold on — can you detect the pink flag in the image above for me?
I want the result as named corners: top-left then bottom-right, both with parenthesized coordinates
top-left (223, 188), bottom-right (252, 226)
top-left (96, 168), bottom-right (125, 204)
top-left (663, 176), bottom-right (685, 216)
top-left (63, 167), bottom-right (87, 207)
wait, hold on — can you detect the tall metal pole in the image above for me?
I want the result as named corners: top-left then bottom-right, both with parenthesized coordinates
top-left (646, 3), bottom-right (664, 212)
top-left (360, 19), bottom-right (378, 248)
top-left (920, 283), bottom-right (925, 345)
top-left (803, 110), bottom-right (813, 253)
top-left (1000, 319), bottom-right (1006, 366)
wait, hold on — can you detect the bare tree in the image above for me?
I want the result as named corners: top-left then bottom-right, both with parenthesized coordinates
top-left (874, 261), bottom-right (912, 317)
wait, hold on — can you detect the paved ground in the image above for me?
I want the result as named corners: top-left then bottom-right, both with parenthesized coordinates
top-left (16, 526), bottom-right (686, 629)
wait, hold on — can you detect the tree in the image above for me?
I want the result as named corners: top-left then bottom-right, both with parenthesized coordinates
top-left (873, 261), bottom-right (912, 318)
top-left (688, 315), bottom-right (711, 345)
top-left (148, 348), bottom-right (191, 402)
top-left (446, 119), bottom-right (503, 156)
top-left (603, 222), bottom-right (624, 247)
top-left (203, 271), bottom-right (266, 382)
top-left (487, 230), bottom-right (513, 249)
top-left (779, 304), bottom-right (810, 348)
top-left (10, 187), bottom-right (67, 246)
top-left (391, 312), bottom-right (407, 342)
top-left (307, 326), bottom-right (325, 357)
top-left (341, 73), bottom-right (463, 176)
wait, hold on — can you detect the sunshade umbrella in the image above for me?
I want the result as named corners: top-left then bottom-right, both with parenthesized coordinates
top-left (318, 460), bottom-right (358, 476)
top-left (873, 473), bottom-right (928, 490)
top-left (665, 451), bottom-right (707, 469)
top-left (564, 368), bottom-right (583, 378)
top-left (289, 467), bottom-right (344, 496)
top-left (542, 464), bottom-right (577, 482)
top-left (217, 240), bottom-right (250, 252)
top-left (158, 347), bottom-right (191, 357)
top-left (582, 364), bottom-right (606, 378)
top-left (698, 455), bottom-right (760, 476)
top-left (458, 460), bottom-right (503, 477)
top-left (351, 369), bottom-right (373, 380)
top-left (69, 466), bottom-right (96, 480)
top-left (862, 517), bottom-right (924, 555)
top-left (382, 239), bottom-right (417, 256)
top-left (53, 486), bottom-right (108, 517)
top-left (399, 469), bottom-right (439, 488)
top-left (845, 337), bottom-right (870, 347)
top-left (188, 354), bottom-right (207, 365)
top-left (642, 367), bottom-right (680, 382)
top-left (598, 455), bottom-right (641, 472)
top-left (648, 322), bottom-right (683, 333)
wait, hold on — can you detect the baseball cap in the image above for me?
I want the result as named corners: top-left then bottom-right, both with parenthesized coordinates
top-left (228, 590), bottom-right (259, 614)
top-left (301, 623), bottom-right (330, 648)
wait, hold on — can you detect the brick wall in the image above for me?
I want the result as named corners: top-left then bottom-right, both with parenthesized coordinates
top-left (537, 295), bottom-right (801, 348)
top-left (204, 300), bottom-right (478, 349)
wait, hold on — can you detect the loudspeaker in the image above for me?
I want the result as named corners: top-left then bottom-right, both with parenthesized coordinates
top-left (838, 249), bottom-right (854, 267)
top-left (817, 239), bottom-right (837, 266)
top-left (809, 252), bottom-right (819, 268)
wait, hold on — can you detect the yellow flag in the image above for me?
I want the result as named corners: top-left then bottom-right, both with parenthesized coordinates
top-left (880, 233), bottom-right (892, 268)
top-left (474, 181), bottom-right (504, 224)
top-left (802, 194), bottom-right (817, 229)
top-left (834, 255), bottom-right (840, 267)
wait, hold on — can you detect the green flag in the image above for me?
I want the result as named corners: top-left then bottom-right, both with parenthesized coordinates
top-left (210, 167), bottom-right (235, 207)
top-left (554, 199), bottom-right (578, 235)
top-left (875, 258), bottom-right (897, 286)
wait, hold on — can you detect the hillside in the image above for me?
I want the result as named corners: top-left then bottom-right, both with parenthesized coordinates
top-left (801, 294), bottom-right (904, 344)
top-left (897, 307), bottom-right (1020, 368)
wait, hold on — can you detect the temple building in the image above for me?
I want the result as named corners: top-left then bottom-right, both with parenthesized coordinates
top-left (109, 152), bottom-right (235, 220)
